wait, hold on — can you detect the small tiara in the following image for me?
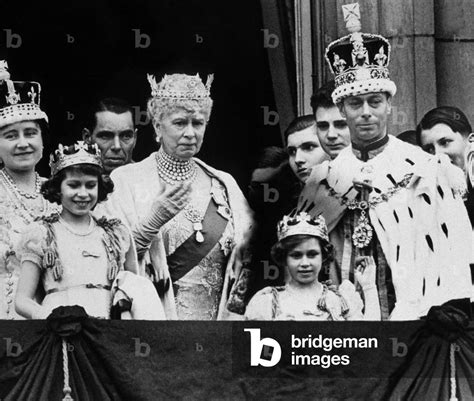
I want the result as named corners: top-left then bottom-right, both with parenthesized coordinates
top-left (277, 212), bottom-right (329, 242)
top-left (147, 73), bottom-right (214, 101)
top-left (49, 141), bottom-right (103, 176)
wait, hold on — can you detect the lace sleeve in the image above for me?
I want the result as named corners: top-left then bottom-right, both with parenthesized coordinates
top-left (19, 222), bottom-right (47, 268)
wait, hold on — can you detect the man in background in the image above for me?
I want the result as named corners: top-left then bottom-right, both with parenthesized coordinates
top-left (82, 97), bottom-right (137, 174)
top-left (311, 80), bottom-right (350, 160)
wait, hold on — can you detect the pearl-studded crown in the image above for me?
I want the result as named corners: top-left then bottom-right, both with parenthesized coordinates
top-left (49, 141), bottom-right (103, 176)
top-left (147, 73), bottom-right (214, 101)
top-left (0, 60), bottom-right (48, 127)
top-left (325, 2), bottom-right (397, 103)
top-left (277, 212), bottom-right (329, 242)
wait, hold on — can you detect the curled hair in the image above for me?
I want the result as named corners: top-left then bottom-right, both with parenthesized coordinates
top-left (41, 164), bottom-right (114, 206)
top-left (147, 97), bottom-right (213, 128)
top-left (270, 234), bottom-right (334, 281)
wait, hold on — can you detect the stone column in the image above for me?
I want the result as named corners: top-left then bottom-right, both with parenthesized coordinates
top-left (435, 0), bottom-right (474, 124)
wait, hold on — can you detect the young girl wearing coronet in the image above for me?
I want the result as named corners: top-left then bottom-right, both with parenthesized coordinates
top-left (15, 141), bottom-right (164, 319)
top-left (245, 212), bottom-right (381, 320)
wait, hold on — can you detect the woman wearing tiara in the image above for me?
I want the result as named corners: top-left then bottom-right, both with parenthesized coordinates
top-left (0, 60), bottom-right (60, 319)
top-left (101, 73), bottom-right (254, 320)
top-left (245, 212), bottom-right (380, 321)
top-left (15, 141), bottom-right (163, 319)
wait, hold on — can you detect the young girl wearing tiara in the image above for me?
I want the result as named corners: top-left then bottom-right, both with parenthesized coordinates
top-left (15, 141), bottom-right (159, 319)
top-left (245, 212), bottom-right (381, 320)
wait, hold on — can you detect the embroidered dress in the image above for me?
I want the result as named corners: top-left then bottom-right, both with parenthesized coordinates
top-left (20, 216), bottom-right (131, 319)
top-left (245, 281), bottom-right (363, 321)
top-left (99, 152), bottom-right (254, 319)
top-left (0, 175), bottom-right (60, 319)
top-left (160, 176), bottom-right (234, 320)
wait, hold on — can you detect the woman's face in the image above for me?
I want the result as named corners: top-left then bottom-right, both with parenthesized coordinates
top-left (155, 107), bottom-right (207, 160)
top-left (286, 237), bottom-right (322, 285)
top-left (0, 121), bottom-right (43, 172)
top-left (60, 170), bottom-right (98, 219)
top-left (420, 123), bottom-right (470, 171)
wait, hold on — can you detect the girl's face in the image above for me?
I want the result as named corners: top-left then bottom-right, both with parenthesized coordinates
top-left (60, 170), bottom-right (98, 218)
top-left (286, 237), bottom-right (322, 285)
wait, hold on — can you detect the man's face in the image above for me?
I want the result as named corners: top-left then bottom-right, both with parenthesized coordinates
top-left (315, 106), bottom-right (350, 159)
top-left (338, 93), bottom-right (392, 147)
top-left (83, 110), bottom-right (136, 174)
top-left (286, 125), bottom-right (326, 183)
top-left (420, 123), bottom-right (470, 170)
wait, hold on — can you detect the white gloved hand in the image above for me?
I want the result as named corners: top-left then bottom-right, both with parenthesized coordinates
top-left (134, 181), bottom-right (191, 255)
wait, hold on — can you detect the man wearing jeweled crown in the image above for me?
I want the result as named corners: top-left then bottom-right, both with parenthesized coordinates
top-left (297, 2), bottom-right (472, 320)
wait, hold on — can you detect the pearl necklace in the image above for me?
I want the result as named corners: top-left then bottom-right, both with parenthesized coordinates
top-left (0, 168), bottom-right (41, 199)
top-left (0, 168), bottom-right (48, 223)
top-left (59, 215), bottom-right (96, 236)
top-left (155, 147), bottom-right (197, 184)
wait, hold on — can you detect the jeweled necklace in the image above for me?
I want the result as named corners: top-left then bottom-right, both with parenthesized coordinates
top-left (155, 147), bottom-right (197, 184)
top-left (59, 215), bottom-right (95, 236)
top-left (0, 168), bottom-right (41, 199)
top-left (0, 168), bottom-right (48, 222)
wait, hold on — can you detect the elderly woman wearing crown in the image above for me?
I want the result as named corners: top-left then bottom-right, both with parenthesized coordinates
top-left (245, 212), bottom-right (380, 320)
top-left (100, 73), bottom-right (254, 320)
top-left (15, 141), bottom-right (164, 319)
top-left (0, 61), bottom-right (60, 319)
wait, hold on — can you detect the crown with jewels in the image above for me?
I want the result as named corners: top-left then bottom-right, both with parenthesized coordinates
top-left (325, 2), bottom-right (397, 104)
top-left (147, 73), bottom-right (214, 101)
top-left (0, 60), bottom-right (48, 127)
top-left (277, 212), bottom-right (329, 242)
top-left (49, 141), bottom-right (103, 176)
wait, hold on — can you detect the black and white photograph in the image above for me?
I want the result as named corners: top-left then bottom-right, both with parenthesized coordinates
top-left (0, 0), bottom-right (472, 400)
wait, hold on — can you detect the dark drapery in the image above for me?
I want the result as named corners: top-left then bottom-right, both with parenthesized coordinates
top-left (259, 0), bottom-right (297, 144)
top-left (0, 301), bottom-right (473, 401)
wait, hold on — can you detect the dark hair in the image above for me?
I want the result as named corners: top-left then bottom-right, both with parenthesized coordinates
top-left (310, 80), bottom-right (336, 114)
top-left (397, 130), bottom-right (418, 146)
top-left (255, 146), bottom-right (288, 169)
top-left (41, 164), bottom-right (114, 206)
top-left (416, 106), bottom-right (472, 145)
top-left (85, 97), bottom-right (134, 132)
top-left (270, 234), bottom-right (334, 282)
top-left (283, 115), bottom-right (316, 144)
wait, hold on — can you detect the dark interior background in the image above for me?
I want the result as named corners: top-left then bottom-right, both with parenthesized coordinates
top-left (0, 0), bottom-right (282, 191)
